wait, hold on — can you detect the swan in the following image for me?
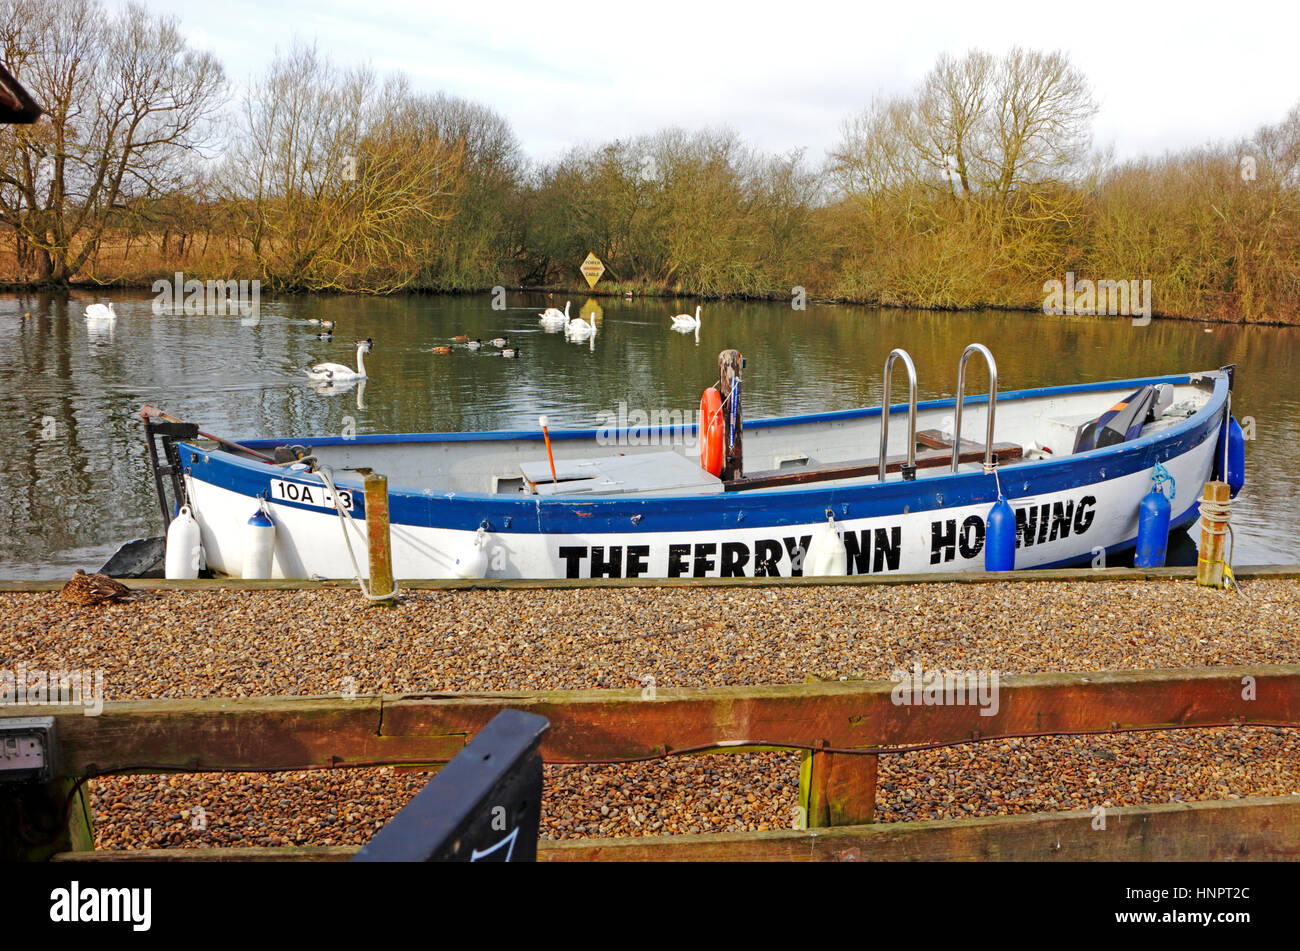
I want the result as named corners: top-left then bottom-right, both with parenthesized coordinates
top-left (85, 302), bottom-right (116, 320)
top-left (539, 300), bottom-right (570, 327)
top-left (305, 338), bottom-right (372, 382)
top-left (670, 305), bottom-right (701, 330)
top-left (565, 315), bottom-right (596, 340)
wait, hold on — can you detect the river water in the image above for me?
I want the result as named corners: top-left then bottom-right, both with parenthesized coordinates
top-left (0, 290), bottom-right (1292, 578)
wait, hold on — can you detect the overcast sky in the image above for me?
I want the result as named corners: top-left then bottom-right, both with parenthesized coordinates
top-left (160, 0), bottom-right (1298, 165)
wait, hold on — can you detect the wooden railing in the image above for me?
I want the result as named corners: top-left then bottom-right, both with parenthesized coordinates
top-left (4, 664), bottom-right (1299, 861)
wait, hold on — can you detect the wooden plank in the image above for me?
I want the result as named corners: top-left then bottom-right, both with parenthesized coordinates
top-left (725, 442), bottom-right (1022, 492)
top-left (0, 696), bottom-right (466, 776)
top-left (53, 795), bottom-right (1300, 863)
top-left (5, 665), bottom-right (1297, 776)
top-left (54, 846), bottom-right (357, 862)
top-left (538, 795), bottom-right (1300, 862)
top-left (914, 429), bottom-right (993, 455)
top-left (801, 749), bottom-right (877, 827)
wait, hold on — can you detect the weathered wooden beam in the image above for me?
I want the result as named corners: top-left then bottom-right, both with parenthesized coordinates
top-left (51, 795), bottom-right (1300, 863)
top-left (4, 666), bottom-right (1297, 777)
top-left (0, 696), bottom-right (465, 776)
top-left (538, 794), bottom-right (1300, 862)
top-left (53, 846), bottom-right (357, 862)
top-left (801, 747), bottom-right (878, 828)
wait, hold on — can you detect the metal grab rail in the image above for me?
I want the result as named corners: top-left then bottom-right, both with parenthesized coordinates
top-left (879, 349), bottom-right (918, 481)
top-left (950, 344), bottom-right (998, 474)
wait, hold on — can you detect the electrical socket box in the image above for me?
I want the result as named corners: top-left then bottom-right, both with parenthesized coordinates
top-left (0, 717), bottom-right (55, 783)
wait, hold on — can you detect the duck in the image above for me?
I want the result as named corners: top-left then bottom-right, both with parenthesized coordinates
top-left (84, 302), bottom-right (116, 320)
top-left (432, 345), bottom-right (452, 355)
top-left (61, 569), bottom-right (136, 606)
top-left (307, 318), bottom-right (336, 330)
top-left (565, 315), bottom-right (596, 340)
top-left (317, 331), bottom-right (332, 340)
top-left (489, 334), bottom-right (509, 348)
top-left (452, 334), bottom-right (469, 343)
top-left (305, 338), bottom-right (372, 382)
top-left (539, 300), bottom-right (570, 327)
top-left (466, 338), bottom-right (482, 351)
top-left (670, 305), bottom-right (701, 331)
top-left (501, 344), bottom-right (520, 358)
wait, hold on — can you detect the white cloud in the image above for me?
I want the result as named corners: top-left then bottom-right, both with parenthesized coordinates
top-left (162, 0), bottom-right (1300, 164)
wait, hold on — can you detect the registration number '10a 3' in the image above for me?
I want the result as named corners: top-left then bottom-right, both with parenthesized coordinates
top-left (269, 478), bottom-right (354, 511)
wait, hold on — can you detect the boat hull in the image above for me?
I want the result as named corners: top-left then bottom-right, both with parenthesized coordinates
top-left (176, 372), bottom-right (1231, 581)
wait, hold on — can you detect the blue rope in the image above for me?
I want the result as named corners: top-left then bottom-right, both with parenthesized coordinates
top-left (1152, 461), bottom-right (1175, 500)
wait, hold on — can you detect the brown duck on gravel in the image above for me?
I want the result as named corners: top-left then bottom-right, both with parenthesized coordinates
top-left (60, 569), bottom-right (150, 606)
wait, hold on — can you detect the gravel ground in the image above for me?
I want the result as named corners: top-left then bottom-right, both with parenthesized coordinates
top-left (1, 578), bottom-right (1298, 850)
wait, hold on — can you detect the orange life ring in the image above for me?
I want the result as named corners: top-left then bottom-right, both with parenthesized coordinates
top-left (700, 387), bottom-right (724, 477)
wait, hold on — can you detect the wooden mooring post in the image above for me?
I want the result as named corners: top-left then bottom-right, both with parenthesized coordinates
top-left (718, 349), bottom-right (744, 480)
top-left (1197, 480), bottom-right (1231, 588)
top-left (364, 472), bottom-right (397, 603)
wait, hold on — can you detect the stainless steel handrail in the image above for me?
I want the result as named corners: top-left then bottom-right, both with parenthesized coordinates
top-left (879, 349), bottom-right (918, 481)
top-left (951, 343), bottom-right (998, 473)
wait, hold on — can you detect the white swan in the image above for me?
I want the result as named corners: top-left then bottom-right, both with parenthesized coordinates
top-left (305, 338), bottom-right (372, 382)
top-left (670, 305), bottom-right (701, 331)
top-left (85, 302), bottom-right (116, 320)
top-left (539, 300), bottom-right (570, 328)
top-left (565, 315), bottom-right (596, 340)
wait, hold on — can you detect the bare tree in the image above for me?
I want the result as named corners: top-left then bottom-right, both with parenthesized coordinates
top-left (0, 0), bottom-right (225, 283)
top-left (223, 44), bottom-right (465, 292)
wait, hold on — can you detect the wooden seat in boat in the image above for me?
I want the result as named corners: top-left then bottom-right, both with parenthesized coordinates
top-left (724, 433), bottom-right (1022, 492)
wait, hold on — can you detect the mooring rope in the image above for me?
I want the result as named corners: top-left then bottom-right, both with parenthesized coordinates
top-left (1199, 492), bottom-right (1244, 597)
top-left (287, 455), bottom-right (399, 603)
top-left (1151, 460), bottom-right (1176, 500)
top-left (981, 460), bottom-right (1003, 499)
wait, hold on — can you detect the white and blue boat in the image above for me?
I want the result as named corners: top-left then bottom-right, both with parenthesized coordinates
top-left (152, 346), bottom-right (1244, 581)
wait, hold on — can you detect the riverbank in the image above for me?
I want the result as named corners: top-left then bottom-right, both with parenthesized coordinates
top-left (2, 575), bottom-right (1297, 849)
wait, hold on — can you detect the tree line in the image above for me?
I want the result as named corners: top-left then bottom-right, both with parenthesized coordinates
top-left (1, 0), bottom-right (1297, 322)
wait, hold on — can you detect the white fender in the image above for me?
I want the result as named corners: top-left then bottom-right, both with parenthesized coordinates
top-left (452, 526), bottom-right (490, 579)
top-left (242, 504), bottom-right (276, 579)
top-left (805, 513), bottom-right (847, 577)
top-left (165, 504), bottom-right (203, 579)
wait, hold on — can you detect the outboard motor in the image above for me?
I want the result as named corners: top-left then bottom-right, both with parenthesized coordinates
top-left (1073, 386), bottom-right (1159, 453)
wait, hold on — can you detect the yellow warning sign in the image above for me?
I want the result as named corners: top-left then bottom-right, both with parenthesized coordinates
top-left (579, 252), bottom-right (605, 288)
